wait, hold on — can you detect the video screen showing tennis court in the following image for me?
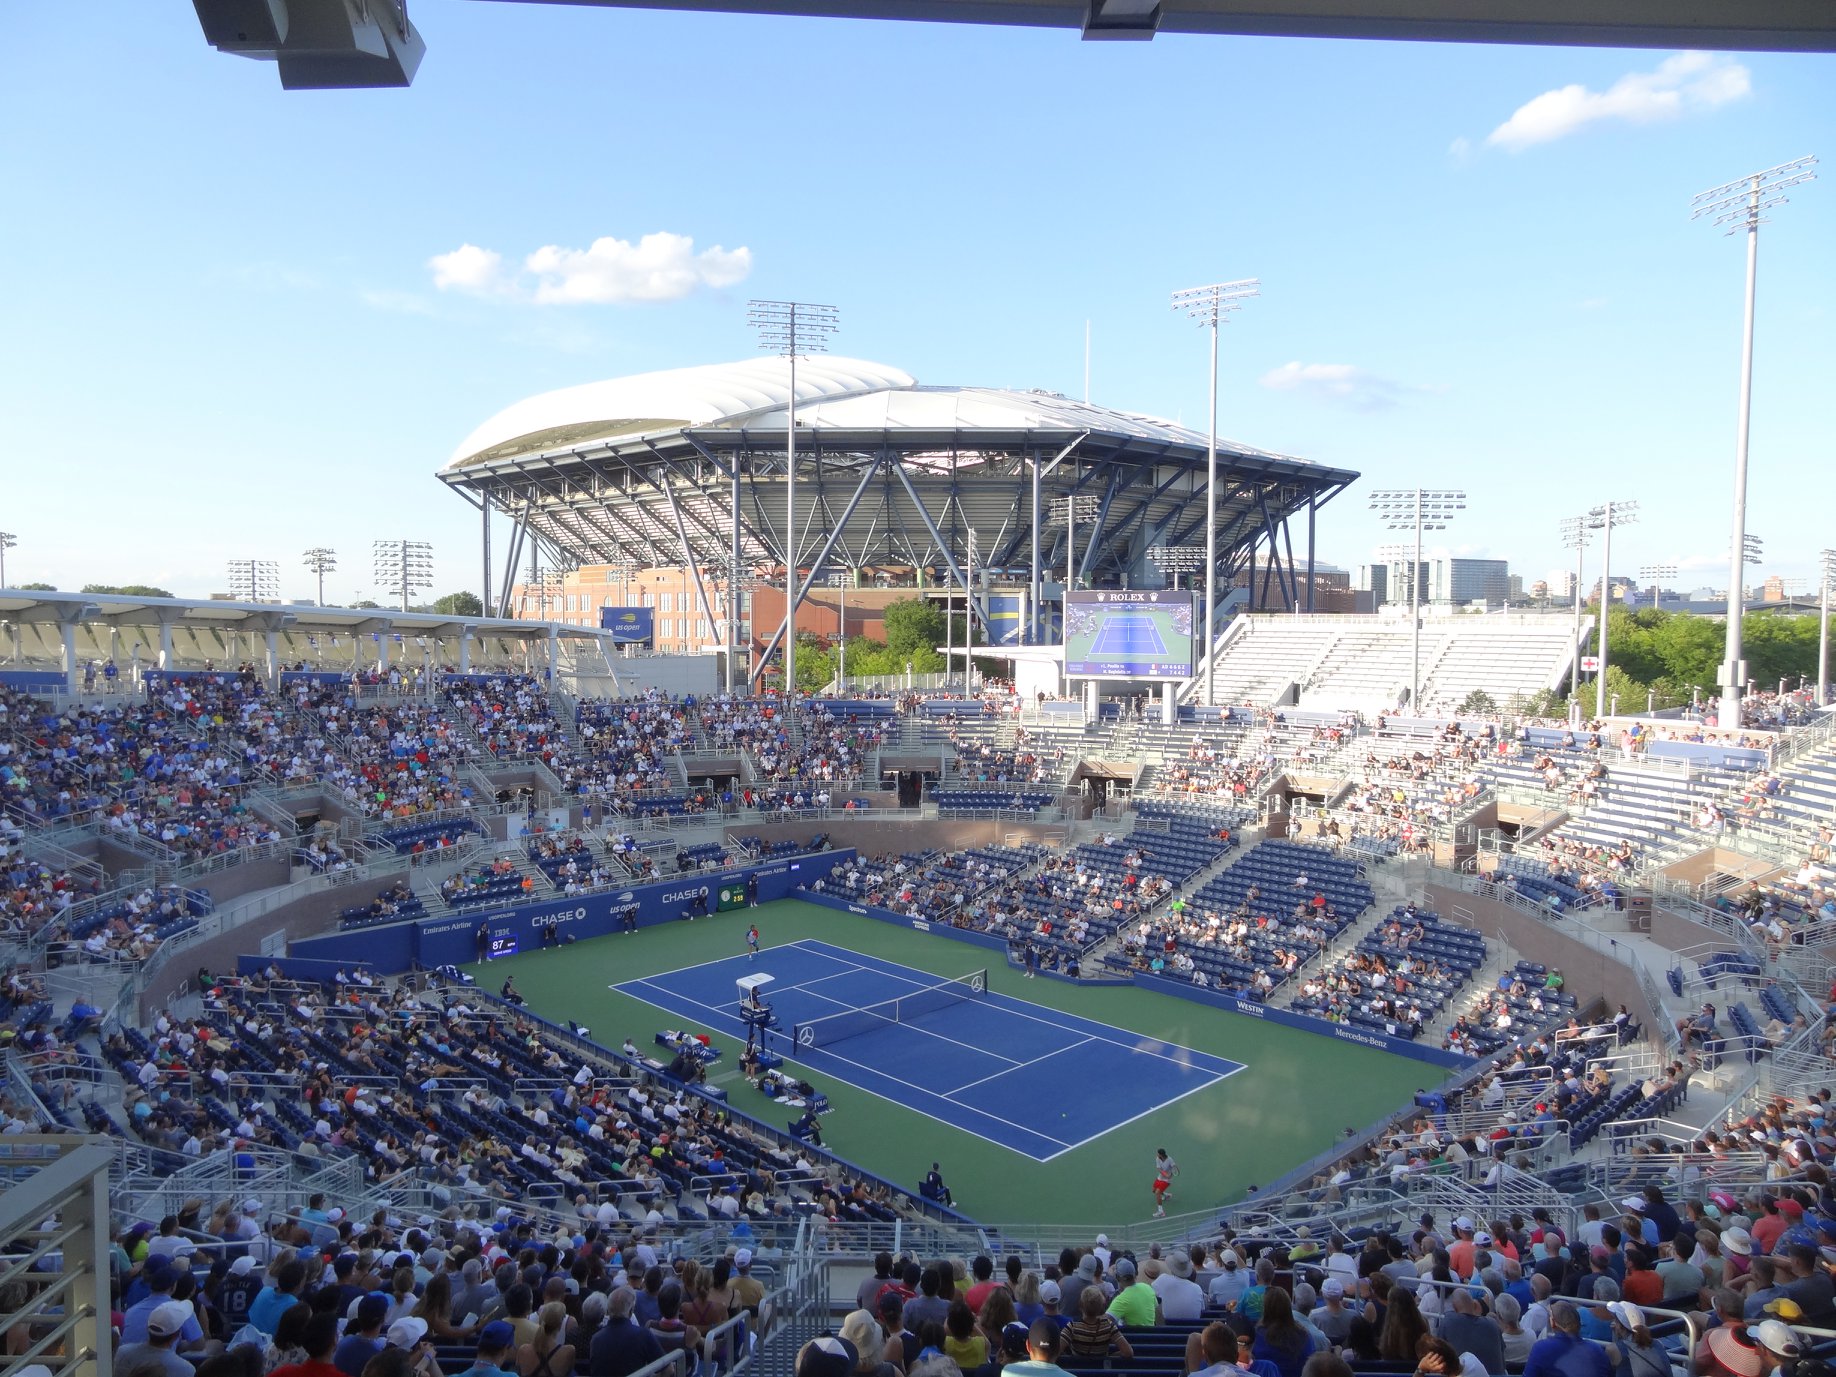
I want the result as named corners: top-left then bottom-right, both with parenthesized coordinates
top-left (616, 939), bottom-right (1242, 1161)
top-left (1064, 589), bottom-right (1195, 680)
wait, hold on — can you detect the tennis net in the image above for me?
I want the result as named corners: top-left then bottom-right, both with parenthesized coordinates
top-left (791, 969), bottom-right (988, 1050)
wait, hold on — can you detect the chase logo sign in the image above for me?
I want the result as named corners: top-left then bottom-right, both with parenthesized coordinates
top-left (660, 885), bottom-right (710, 904)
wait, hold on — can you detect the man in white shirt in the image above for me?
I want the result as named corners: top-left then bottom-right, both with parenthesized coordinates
top-left (1151, 1251), bottom-right (1206, 1321)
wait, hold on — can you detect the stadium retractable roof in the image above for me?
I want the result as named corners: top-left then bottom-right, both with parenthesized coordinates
top-left (438, 356), bottom-right (1359, 634)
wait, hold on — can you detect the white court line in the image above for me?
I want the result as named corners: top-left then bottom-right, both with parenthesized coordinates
top-left (620, 936), bottom-right (1244, 1160)
top-left (612, 977), bottom-right (1070, 1160)
top-left (796, 939), bottom-right (1242, 1077)
top-left (1038, 1063), bottom-right (1248, 1162)
top-left (944, 1036), bottom-right (1094, 1098)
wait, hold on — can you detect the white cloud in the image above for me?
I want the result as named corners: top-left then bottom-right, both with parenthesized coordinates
top-left (1485, 51), bottom-right (1750, 152)
top-left (428, 232), bottom-right (752, 305)
top-left (429, 244), bottom-right (510, 295)
top-left (1258, 361), bottom-right (1440, 412)
top-left (526, 233), bottom-right (752, 304)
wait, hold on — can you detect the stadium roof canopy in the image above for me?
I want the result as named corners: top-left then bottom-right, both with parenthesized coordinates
top-left (439, 356), bottom-right (1358, 633)
top-left (191, 0), bottom-right (1835, 90)
top-left (0, 589), bottom-right (616, 680)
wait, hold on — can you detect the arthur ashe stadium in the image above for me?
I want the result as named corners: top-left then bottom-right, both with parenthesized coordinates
top-left (4, 354), bottom-right (1835, 1377)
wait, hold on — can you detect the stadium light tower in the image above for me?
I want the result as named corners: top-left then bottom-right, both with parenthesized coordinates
top-left (1818, 549), bottom-right (1836, 708)
top-left (1559, 515), bottom-right (1598, 714)
top-left (1368, 488), bottom-right (1464, 713)
top-left (748, 298), bottom-right (838, 700)
top-left (226, 559), bottom-right (280, 603)
top-left (1172, 277), bottom-right (1259, 708)
top-left (1691, 155), bottom-right (1818, 730)
top-left (1147, 546), bottom-right (1204, 591)
top-left (303, 548), bottom-right (338, 606)
top-left (373, 540), bottom-right (433, 612)
top-left (825, 569), bottom-right (851, 692)
top-left (1638, 563), bottom-right (1676, 611)
top-left (0, 531), bottom-right (15, 588)
top-left (1589, 500), bottom-right (1638, 720)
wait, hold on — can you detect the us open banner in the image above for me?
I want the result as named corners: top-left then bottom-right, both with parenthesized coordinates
top-left (599, 607), bottom-right (655, 644)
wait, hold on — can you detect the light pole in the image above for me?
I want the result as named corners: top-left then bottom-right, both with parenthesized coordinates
top-left (1819, 549), bottom-right (1836, 708)
top-left (1638, 563), bottom-right (1676, 611)
top-left (748, 298), bottom-right (838, 700)
top-left (1369, 489), bottom-right (1464, 714)
top-left (0, 532), bottom-right (15, 588)
top-left (1691, 155), bottom-right (1818, 730)
top-left (1172, 278), bottom-right (1259, 708)
top-left (1560, 516), bottom-right (1598, 716)
top-left (1052, 494), bottom-right (1100, 697)
top-left (372, 540), bottom-right (434, 612)
top-left (303, 548), bottom-right (338, 606)
top-left (826, 570), bottom-right (850, 692)
top-left (1590, 501), bottom-right (1638, 720)
top-left (226, 559), bottom-right (279, 603)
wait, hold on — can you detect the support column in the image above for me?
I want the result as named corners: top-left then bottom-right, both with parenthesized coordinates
top-left (546, 625), bottom-right (559, 681)
top-left (377, 633), bottom-right (391, 671)
top-left (1084, 680), bottom-right (1098, 719)
top-left (62, 621), bottom-right (80, 693)
top-left (265, 631), bottom-right (280, 688)
top-left (1160, 681), bottom-right (1175, 724)
top-left (459, 630), bottom-right (473, 674)
top-left (158, 622), bottom-right (174, 670)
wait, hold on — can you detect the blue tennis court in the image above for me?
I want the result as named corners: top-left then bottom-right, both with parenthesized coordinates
top-left (614, 939), bottom-right (1244, 1161)
top-left (1088, 613), bottom-right (1168, 657)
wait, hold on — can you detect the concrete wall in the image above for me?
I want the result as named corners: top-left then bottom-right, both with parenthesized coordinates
top-left (140, 883), bottom-right (359, 1015)
top-left (1425, 884), bottom-right (1661, 1033)
top-left (566, 656), bottom-right (718, 698)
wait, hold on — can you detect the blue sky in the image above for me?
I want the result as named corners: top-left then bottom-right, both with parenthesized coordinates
top-left (1, 3), bottom-right (1829, 604)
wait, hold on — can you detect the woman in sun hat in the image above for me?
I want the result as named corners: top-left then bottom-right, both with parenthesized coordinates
top-left (1604, 1303), bottom-right (1670, 1377)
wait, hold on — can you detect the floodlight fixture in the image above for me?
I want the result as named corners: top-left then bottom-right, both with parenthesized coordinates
top-left (1148, 545), bottom-right (1205, 590)
top-left (303, 548), bottom-right (338, 606)
top-left (1818, 548), bottom-right (1836, 708)
top-left (373, 539), bottom-right (434, 612)
top-left (1587, 501), bottom-right (1638, 719)
top-left (0, 531), bottom-right (15, 589)
top-left (747, 298), bottom-right (839, 698)
top-left (1366, 488), bottom-right (1465, 712)
top-left (1639, 563), bottom-right (1677, 610)
top-left (1172, 277), bottom-right (1259, 706)
top-left (226, 559), bottom-right (280, 603)
top-left (1692, 156), bottom-right (1817, 730)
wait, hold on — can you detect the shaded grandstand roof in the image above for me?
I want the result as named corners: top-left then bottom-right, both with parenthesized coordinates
top-left (443, 355), bottom-right (1317, 474)
top-left (0, 589), bottom-right (611, 641)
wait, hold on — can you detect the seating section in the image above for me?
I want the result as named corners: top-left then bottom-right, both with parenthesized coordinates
top-left (931, 788), bottom-right (1055, 815)
top-left (375, 818), bottom-right (482, 854)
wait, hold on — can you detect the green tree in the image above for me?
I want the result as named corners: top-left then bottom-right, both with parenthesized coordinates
top-left (880, 597), bottom-right (946, 657)
top-left (81, 583), bottom-right (174, 598)
top-left (16, 581), bottom-right (56, 591)
top-left (430, 591), bottom-right (485, 617)
top-left (1742, 612), bottom-right (1818, 690)
top-left (1458, 689), bottom-right (1498, 715)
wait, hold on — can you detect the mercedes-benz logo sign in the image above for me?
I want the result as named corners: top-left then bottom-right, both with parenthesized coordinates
top-left (971, 975), bottom-right (986, 993)
top-left (797, 1026), bottom-right (815, 1047)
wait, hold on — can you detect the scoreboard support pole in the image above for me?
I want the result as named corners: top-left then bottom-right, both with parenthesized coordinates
top-left (1161, 681), bottom-right (1176, 724)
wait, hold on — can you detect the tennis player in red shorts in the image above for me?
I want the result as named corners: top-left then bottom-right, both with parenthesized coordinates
top-left (1152, 1148), bottom-right (1179, 1216)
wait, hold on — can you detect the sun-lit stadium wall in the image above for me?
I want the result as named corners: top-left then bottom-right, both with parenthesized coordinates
top-left (286, 852), bottom-right (858, 973)
top-left (1426, 885), bottom-right (1663, 1036)
top-left (563, 654), bottom-right (720, 698)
